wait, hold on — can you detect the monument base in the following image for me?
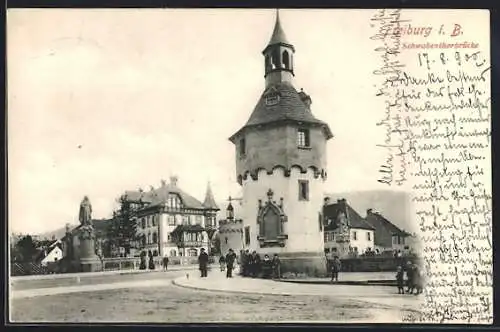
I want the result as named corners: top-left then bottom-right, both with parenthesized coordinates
top-left (278, 252), bottom-right (328, 277)
top-left (80, 256), bottom-right (103, 272)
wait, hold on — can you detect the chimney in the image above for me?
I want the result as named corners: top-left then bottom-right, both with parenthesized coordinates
top-left (299, 88), bottom-right (312, 108)
top-left (170, 176), bottom-right (178, 186)
top-left (367, 209), bottom-right (373, 215)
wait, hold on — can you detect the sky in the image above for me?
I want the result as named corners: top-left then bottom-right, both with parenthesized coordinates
top-left (7, 9), bottom-right (422, 234)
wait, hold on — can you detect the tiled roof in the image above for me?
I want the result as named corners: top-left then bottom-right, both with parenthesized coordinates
top-left (202, 183), bottom-right (219, 210)
top-left (231, 83), bottom-right (332, 141)
top-left (365, 212), bottom-right (409, 236)
top-left (171, 224), bottom-right (205, 235)
top-left (123, 182), bottom-right (205, 210)
top-left (324, 200), bottom-right (375, 231)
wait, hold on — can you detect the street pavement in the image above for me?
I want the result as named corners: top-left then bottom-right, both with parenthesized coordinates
top-left (173, 271), bottom-right (421, 312)
top-left (10, 268), bottom-right (422, 323)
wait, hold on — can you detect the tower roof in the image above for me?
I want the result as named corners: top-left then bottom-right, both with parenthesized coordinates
top-left (265, 9), bottom-right (292, 48)
top-left (202, 182), bottom-right (219, 210)
top-left (229, 82), bottom-right (333, 142)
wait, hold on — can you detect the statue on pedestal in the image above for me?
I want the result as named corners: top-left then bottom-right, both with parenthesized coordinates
top-left (76, 196), bottom-right (101, 272)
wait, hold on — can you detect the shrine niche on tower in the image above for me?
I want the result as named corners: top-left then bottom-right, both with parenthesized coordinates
top-left (257, 189), bottom-right (288, 248)
top-left (229, 10), bottom-right (333, 276)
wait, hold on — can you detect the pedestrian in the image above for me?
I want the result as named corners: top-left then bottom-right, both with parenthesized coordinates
top-left (225, 248), bottom-right (237, 278)
top-left (396, 265), bottom-right (405, 294)
top-left (139, 251), bottom-right (147, 270)
top-left (242, 249), bottom-right (250, 277)
top-left (413, 265), bottom-right (423, 295)
top-left (405, 261), bottom-right (415, 294)
top-left (198, 248), bottom-right (209, 278)
top-left (251, 251), bottom-right (261, 278)
top-left (148, 250), bottom-right (155, 270)
top-left (262, 254), bottom-right (272, 278)
top-left (163, 255), bottom-right (169, 271)
top-left (219, 255), bottom-right (226, 272)
top-left (272, 254), bottom-right (281, 279)
top-left (330, 256), bottom-right (341, 282)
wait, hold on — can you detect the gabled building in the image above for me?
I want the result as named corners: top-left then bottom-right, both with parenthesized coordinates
top-left (323, 198), bottom-right (375, 258)
top-left (35, 240), bottom-right (64, 266)
top-left (364, 209), bottom-right (413, 253)
top-left (122, 176), bottom-right (219, 257)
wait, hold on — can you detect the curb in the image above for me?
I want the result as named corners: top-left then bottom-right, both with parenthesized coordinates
top-left (278, 279), bottom-right (396, 287)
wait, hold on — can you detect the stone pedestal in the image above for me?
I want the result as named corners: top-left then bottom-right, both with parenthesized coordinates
top-left (278, 252), bottom-right (328, 277)
top-left (80, 257), bottom-right (103, 272)
top-left (77, 225), bottom-right (102, 272)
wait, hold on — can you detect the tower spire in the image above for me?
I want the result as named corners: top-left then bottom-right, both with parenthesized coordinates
top-left (202, 181), bottom-right (219, 210)
top-left (262, 9), bottom-right (295, 86)
top-left (265, 8), bottom-right (292, 49)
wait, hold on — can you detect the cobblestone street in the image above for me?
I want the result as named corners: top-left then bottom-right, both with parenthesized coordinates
top-left (10, 269), bottom-right (421, 323)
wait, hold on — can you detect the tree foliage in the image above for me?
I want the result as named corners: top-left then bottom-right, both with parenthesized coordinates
top-left (12, 235), bottom-right (39, 263)
top-left (106, 195), bottom-right (141, 256)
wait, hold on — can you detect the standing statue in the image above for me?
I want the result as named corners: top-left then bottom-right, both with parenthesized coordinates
top-left (79, 196), bottom-right (93, 226)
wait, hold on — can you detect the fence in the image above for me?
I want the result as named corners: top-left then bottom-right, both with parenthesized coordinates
top-left (330, 255), bottom-right (422, 272)
top-left (99, 256), bottom-right (215, 272)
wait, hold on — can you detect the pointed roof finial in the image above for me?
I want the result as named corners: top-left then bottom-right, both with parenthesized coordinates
top-left (267, 8), bottom-right (291, 46)
top-left (202, 181), bottom-right (219, 210)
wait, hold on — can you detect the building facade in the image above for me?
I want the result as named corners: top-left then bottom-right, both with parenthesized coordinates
top-left (323, 199), bottom-right (375, 259)
top-left (228, 12), bottom-right (333, 276)
top-left (123, 177), bottom-right (219, 257)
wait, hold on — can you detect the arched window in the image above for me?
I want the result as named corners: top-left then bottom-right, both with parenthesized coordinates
top-left (188, 248), bottom-right (198, 257)
top-left (152, 215), bottom-right (156, 227)
top-left (282, 50), bottom-right (290, 69)
top-left (272, 49), bottom-right (280, 69)
top-left (170, 249), bottom-right (177, 257)
top-left (153, 250), bottom-right (158, 256)
top-left (265, 55), bottom-right (271, 72)
top-left (153, 232), bottom-right (158, 244)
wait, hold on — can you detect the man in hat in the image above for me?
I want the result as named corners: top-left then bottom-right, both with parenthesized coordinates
top-left (198, 248), bottom-right (209, 278)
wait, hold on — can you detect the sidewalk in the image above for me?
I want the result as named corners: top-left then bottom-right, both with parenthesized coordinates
top-left (172, 271), bottom-right (421, 311)
top-left (11, 278), bottom-right (173, 300)
top-left (10, 264), bottom-right (201, 281)
top-left (280, 271), bottom-right (397, 286)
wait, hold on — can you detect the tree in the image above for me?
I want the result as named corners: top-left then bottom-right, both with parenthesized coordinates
top-left (107, 196), bottom-right (141, 257)
top-left (15, 235), bottom-right (38, 263)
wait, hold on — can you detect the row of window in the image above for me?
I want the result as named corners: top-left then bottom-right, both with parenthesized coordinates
top-left (238, 129), bottom-right (311, 158)
top-left (167, 215), bottom-right (204, 226)
top-left (140, 214), bottom-right (210, 228)
top-left (264, 50), bottom-right (293, 73)
top-left (140, 215), bottom-right (158, 229)
top-left (324, 231), bottom-right (372, 242)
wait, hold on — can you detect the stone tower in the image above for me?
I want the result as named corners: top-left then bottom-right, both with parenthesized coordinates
top-left (229, 10), bottom-right (333, 276)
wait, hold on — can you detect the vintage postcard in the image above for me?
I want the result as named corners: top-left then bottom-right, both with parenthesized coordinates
top-left (7, 9), bottom-right (491, 324)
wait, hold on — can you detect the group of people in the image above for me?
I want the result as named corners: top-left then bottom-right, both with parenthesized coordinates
top-left (396, 260), bottom-right (424, 295)
top-left (198, 248), bottom-right (238, 278)
top-left (239, 250), bottom-right (281, 279)
top-left (139, 250), bottom-right (156, 270)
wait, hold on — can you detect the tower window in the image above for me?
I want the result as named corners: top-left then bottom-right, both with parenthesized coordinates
top-left (282, 50), bottom-right (290, 69)
top-left (240, 138), bottom-right (246, 156)
top-left (298, 180), bottom-right (309, 201)
top-left (367, 232), bottom-right (371, 241)
top-left (244, 226), bottom-right (250, 245)
top-left (297, 129), bottom-right (310, 147)
top-left (353, 231), bottom-right (357, 241)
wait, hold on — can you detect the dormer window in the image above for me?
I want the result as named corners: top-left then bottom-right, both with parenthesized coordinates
top-left (265, 93), bottom-right (280, 106)
top-left (297, 129), bottom-right (310, 147)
